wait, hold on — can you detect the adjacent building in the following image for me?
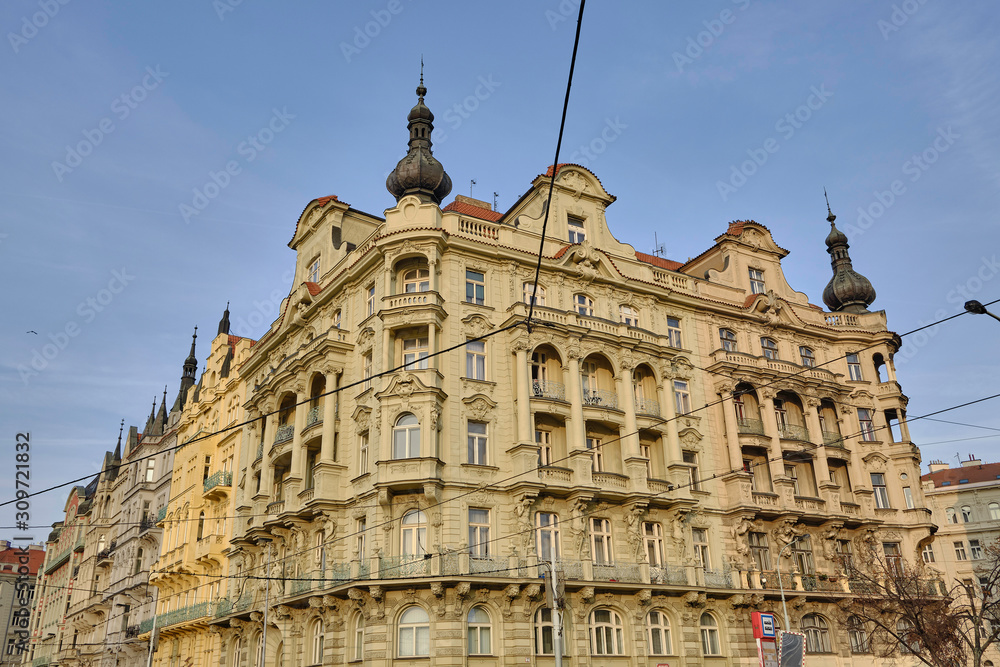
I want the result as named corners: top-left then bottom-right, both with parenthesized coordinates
top-left (0, 541), bottom-right (44, 667)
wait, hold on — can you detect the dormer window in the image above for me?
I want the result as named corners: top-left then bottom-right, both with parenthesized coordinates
top-left (308, 257), bottom-right (321, 283)
top-left (749, 268), bottom-right (766, 294)
top-left (568, 216), bottom-right (586, 244)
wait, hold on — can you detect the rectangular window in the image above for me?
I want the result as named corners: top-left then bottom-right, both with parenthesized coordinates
top-left (683, 450), bottom-right (700, 491)
top-left (362, 352), bottom-right (372, 390)
top-left (921, 544), bottom-right (935, 563)
top-left (356, 518), bottom-right (367, 560)
top-left (871, 473), bottom-right (890, 508)
top-left (536, 513), bottom-right (560, 561)
top-left (586, 437), bottom-right (604, 473)
top-left (858, 409), bottom-right (876, 441)
top-left (523, 282), bottom-right (545, 307)
top-left (568, 215), bottom-right (586, 244)
top-left (309, 257), bottom-right (321, 283)
top-left (620, 305), bottom-right (639, 327)
top-left (644, 523), bottom-right (664, 567)
top-left (465, 270), bottom-right (485, 305)
top-left (955, 541), bottom-right (968, 561)
top-left (884, 542), bottom-right (902, 573)
top-left (785, 464), bottom-right (800, 495)
top-left (847, 353), bottom-right (864, 381)
top-left (793, 535), bottom-right (815, 575)
top-left (837, 539), bottom-right (854, 573)
top-left (640, 443), bottom-right (652, 478)
top-left (467, 421), bottom-right (488, 466)
top-left (673, 380), bottom-right (691, 415)
top-left (469, 509), bottom-right (490, 558)
top-left (466, 339), bottom-right (486, 380)
top-left (970, 539), bottom-right (983, 560)
top-left (749, 532), bottom-right (771, 571)
top-left (366, 284), bottom-right (375, 317)
top-left (535, 430), bottom-right (552, 467)
top-left (743, 459), bottom-right (757, 490)
top-left (402, 335), bottom-right (429, 370)
top-left (692, 528), bottom-right (710, 569)
top-left (903, 486), bottom-right (914, 509)
top-left (145, 459), bottom-right (156, 482)
top-left (575, 294), bottom-right (594, 316)
top-left (666, 317), bottom-right (682, 348)
top-left (591, 518), bottom-right (614, 565)
top-left (358, 433), bottom-right (369, 474)
top-left (749, 268), bottom-right (766, 294)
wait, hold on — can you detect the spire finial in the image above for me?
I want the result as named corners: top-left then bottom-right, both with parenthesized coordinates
top-left (417, 57), bottom-right (426, 98)
top-left (824, 187), bottom-right (836, 224)
top-left (118, 419), bottom-right (124, 445)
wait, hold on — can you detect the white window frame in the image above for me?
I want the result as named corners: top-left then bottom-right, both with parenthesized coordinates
top-left (467, 606), bottom-right (492, 656)
top-left (534, 607), bottom-right (556, 655)
top-left (700, 613), bottom-right (721, 656)
top-left (748, 268), bottom-right (766, 294)
top-left (858, 408), bottom-right (876, 441)
top-left (366, 284), bottom-right (375, 317)
top-left (921, 544), bottom-right (935, 563)
top-left (401, 510), bottom-right (427, 557)
top-left (647, 610), bottom-right (671, 656)
top-left (970, 539), bottom-right (983, 560)
top-left (586, 437), bottom-right (604, 473)
top-left (358, 432), bottom-right (369, 474)
top-left (644, 522), bottom-right (664, 567)
top-left (353, 617), bottom-right (365, 662)
top-left (535, 430), bottom-right (553, 467)
top-left (871, 473), bottom-right (890, 509)
top-left (589, 608), bottom-right (624, 656)
top-left (575, 293), bottom-right (594, 316)
top-left (145, 459), bottom-right (156, 482)
top-left (962, 505), bottom-right (973, 522)
top-left (535, 512), bottom-right (560, 561)
top-left (467, 421), bottom-right (488, 466)
top-left (692, 528), bottom-right (710, 569)
top-left (466, 339), bottom-right (486, 380)
top-left (402, 335), bottom-right (429, 370)
top-left (666, 317), bottom-right (682, 348)
top-left (402, 267), bottom-right (430, 293)
top-left (465, 269), bottom-right (485, 305)
top-left (799, 346), bottom-right (815, 367)
top-left (847, 353), bottom-right (864, 381)
top-left (955, 541), bottom-right (968, 561)
top-left (468, 509), bottom-right (490, 558)
top-left (310, 619), bottom-right (324, 665)
top-left (720, 328), bottom-right (738, 352)
top-left (397, 606), bottom-right (430, 658)
top-left (362, 352), bottom-right (372, 391)
top-left (356, 518), bottom-right (367, 560)
top-left (673, 380), bottom-right (691, 415)
top-left (308, 257), bottom-right (321, 283)
top-left (802, 614), bottom-right (831, 653)
top-left (568, 216), bottom-right (586, 244)
top-left (591, 518), bottom-right (614, 565)
top-left (761, 337), bottom-right (779, 360)
top-left (392, 414), bottom-right (420, 459)
top-left (620, 304), bottom-right (639, 327)
top-left (523, 282), bottom-right (545, 307)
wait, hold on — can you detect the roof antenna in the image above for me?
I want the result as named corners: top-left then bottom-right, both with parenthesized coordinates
top-left (470, 179), bottom-right (476, 197)
top-left (652, 232), bottom-right (666, 258)
top-left (493, 192), bottom-right (499, 211)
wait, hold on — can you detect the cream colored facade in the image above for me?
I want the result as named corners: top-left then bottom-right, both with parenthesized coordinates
top-left (147, 330), bottom-right (252, 667)
top-left (202, 103), bottom-right (935, 665)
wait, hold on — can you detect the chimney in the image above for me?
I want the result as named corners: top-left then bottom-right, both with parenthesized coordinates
top-left (928, 460), bottom-right (949, 473)
top-left (961, 453), bottom-right (983, 468)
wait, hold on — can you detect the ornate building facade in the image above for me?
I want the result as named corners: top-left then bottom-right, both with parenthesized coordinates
top-left (186, 81), bottom-right (937, 667)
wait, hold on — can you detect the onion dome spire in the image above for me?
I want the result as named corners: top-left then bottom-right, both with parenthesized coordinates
top-left (386, 64), bottom-right (452, 205)
top-left (822, 191), bottom-right (876, 314)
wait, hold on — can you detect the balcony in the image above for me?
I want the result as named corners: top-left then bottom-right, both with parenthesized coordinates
top-left (203, 471), bottom-right (233, 495)
top-left (531, 380), bottom-right (566, 401)
top-left (274, 424), bottom-right (294, 445)
top-left (634, 397), bottom-right (660, 417)
top-left (822, 431), bottom-right (845, 448)
top-left (380, 555), bottom-right (431, 579)
top-left (139, 517), bottom-right (157, 533)
top-left (583, 389), bottom-right (619, 409)
top-left (777, 423), bottom-right (810, 442)
top-left (305, 406), bottom-right (322, 428)
top-left (266, 500), bottom-right (285, 516)
top-left (737, 418), bottom-right (765, 435)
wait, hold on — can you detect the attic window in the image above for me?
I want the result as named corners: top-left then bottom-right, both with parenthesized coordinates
top-left (941, 481), bottom-right (952, 486)
top-left (568, 216), bottom-right (586, 244)
top-left (959, 479), bottom-right (969, 484)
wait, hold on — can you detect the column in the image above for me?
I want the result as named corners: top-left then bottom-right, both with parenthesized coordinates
top-left (619, 361), bottom-right (639, 458)
top-left (718, 384), bottom-right (745, 472)
top-left (804, 400), bottom-right (831, 484)
top-left (566, 345), bottom-right (586, 450)
top-left (259, 402), bottom-right (277, 497)
top-left (658, 367), bottom-right (681, 464)
top-left (758, 391), bottom-right (787, 487)
top-left (320, 369), bottom-right (339, 462)
top-left (289, 382), bottom-right (309, 482)
top-left (515, 345), bottom-right (532, 444)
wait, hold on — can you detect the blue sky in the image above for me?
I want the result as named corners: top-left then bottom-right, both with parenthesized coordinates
top-left (2, 1), bottom-right (999, 533)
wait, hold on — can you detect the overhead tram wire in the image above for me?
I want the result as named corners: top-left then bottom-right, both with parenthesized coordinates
top-left (526, 0), bottom-right (586, 330)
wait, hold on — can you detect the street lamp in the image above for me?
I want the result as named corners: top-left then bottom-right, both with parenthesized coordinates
top-left (965, 300), bottom-right (1000, 323)
top-left (256, 537), bottom-right (273, 667)
top-left (777, 536), bottom-right (801, 631)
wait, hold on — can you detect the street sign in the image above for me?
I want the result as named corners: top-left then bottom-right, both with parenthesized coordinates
top-left (758, 638), bottom-right (779, 667)
top-left (752, 611), bottom-right (777, 639)
top-left (778, 631), bottom-right (805, 667)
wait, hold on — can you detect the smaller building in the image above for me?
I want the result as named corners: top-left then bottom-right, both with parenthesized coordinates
top-left (0, 541), bottom-right (44, 667)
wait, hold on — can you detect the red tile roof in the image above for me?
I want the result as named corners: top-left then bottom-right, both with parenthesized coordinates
top-left (289, 195), bottom-right (348, 245)
top-left (922, 462), bottom-right (1000, 487)
top-left (552, 244), bottom-right (574, 259)
top-left (635, 252), bottom-right (683, 272)
top-left (304, 282), bottom-right (323, 296)
top-left (743, 294), bottom-right (758, 308)
top-left (442, 200), bottom-right (503, 222)
top-left (0, 546), bottom-right (44, 574)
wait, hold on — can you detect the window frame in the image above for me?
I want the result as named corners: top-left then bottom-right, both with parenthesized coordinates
top-left (921, 544), bottom-right (935, 563)
top-left (535, 512), bottom-right (561, 561)
top-left (760, 337), bottom-right (779, 360)
top-left (802, 614), bottom-right (832, 653)
top-left (644, 522), bottom-right (664, 567)
top-left (591, 518), bottom-right (614, 565)
top-left (586, 436), bottom-right (604, 472)
top-left (396, 606), bottom-right (430, 658)
top-left (467, 606), bottom-right (492, 656)
top-left (358, 432), bottom-right (369, 475)
top-left (858, 408), bottom-right (876, 441)
top-left (700, 612), bottom-right (722, 656)
top-left (847, 353), bottom-right (864, 381)
top-left (568, 215), bottom-right (586, 244)
top-left (748, 268), bottom-right (766, 294)
top-left (575, 293), bottom-right (594, 317)
top-left (719, 328), bottom-right (738, 352)
top-left (523, 282), bottom-right (545, 307)
top-left (673, 380), bottom-right (691, 415)
top-left (392, 413), bottom-right (420, 459)
top-left (589, 608), bottom-right (625, 656)
top-left (692, 528), bottom-right (710, 570)
top-left (647, 610), bottom-right (672, 656)
top-left (467, 421), bottom-right (489, 466)
top-left (955, 541), bottom-right (969, 561)
top-left (310, 618), bottom-right (324, 666)
top-left (402, 267), bottom-right (430, 294)
top-left (620, 304), bottom-right (639, 327)
top-left (400, 510), bottom-right (428, 557)
top-left (468, 508), bottom-right (490, 558)
top-left (870, 473), bottom-right (890, 509)
top-left (465, 269), bottom-right (485, 305)
top-left (666, 317), bottom-right (682, 348)
top-left (799, 346), bottom-right (815, 367)
top-left (308, 257), bottom-right (321, 284)
top-left (466, 339), bottom-right (486, 380)
top-left (401, 334), bottom-right (429, 370)
top-left (535, 429), bottom-right (553, 467)
top-left (365, 284), bottom-right (375, 318)
top-left (534, 607), bottom-right (556, 655)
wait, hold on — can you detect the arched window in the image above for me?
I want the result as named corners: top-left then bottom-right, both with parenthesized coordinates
top-left (802, 614), bottom-right (831, 653)
top-left (700, 613), bottom-right (721, 656)
top-left (760, 337), bottom-right (779, 360)
top-left (990, 502), bottom-right (1000, 520)
top-left (847, 616), bottom-right (870, 654)
top-left (947, 507), bottom-right (958, 524)
top-left (589, 608), bottom-right (625, 656)
top-left (962, 505), bottom-right (973, 522)
top-left (467, 606), bottom-right (492, 656)
top-left (197, 511), bottom-right (205, 540)
top-left (254, 633), bottom-right (264, 667)
top-left (133, 548), bottom-right (144, 576)
top-left (575, 293), bottom-right (594, 317)
top-left (402, 267), bottom-right (430, 293)
top-left (352, 616), bottom-right (365, 662)
top-left (401, 510), bottom-right (427, 557)
top-left (719, 329), bottom-right (738, 352)
top-left (98, 535), bottom-right (106, 552)
top-left (397, 606), bottom-right (430, 657)
top-left (392, 414), bottom-right (420, 459)
top-left (310, 619), bottom-right (324, 665)
top-left (534, 607), bottom-right (556, 655)
top-left (799, 346), bottom-right (815, 367)
top-left (647, 610), bottom-right (671, 656)
top-left (523, 282), bottom-right (545, 307)
top-left (231, 638), bottom-right (241, 667)
top-left (897, 618), bottom-right (919, 653)
top-left (274, 641), bottom-right (284, 667)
